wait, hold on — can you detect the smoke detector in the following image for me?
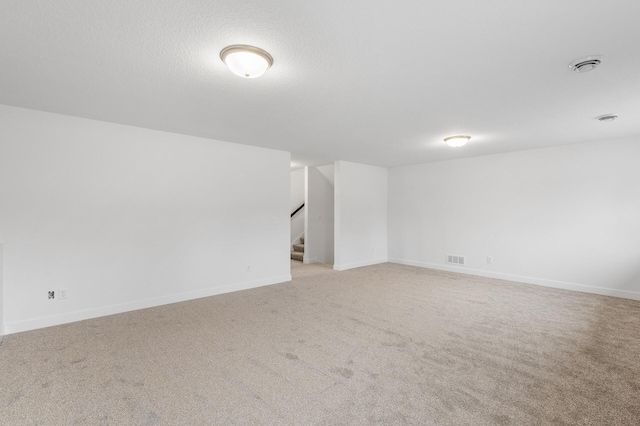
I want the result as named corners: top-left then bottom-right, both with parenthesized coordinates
top-left (569, 55), bottom-right (603, 73)
top-left (597, 114), bottom-right (618, 122)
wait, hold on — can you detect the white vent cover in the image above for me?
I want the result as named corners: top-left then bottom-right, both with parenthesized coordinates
top-left (597, 114), bottom-right (618, 122)
top-left (446, 254), bottom-right (466, 266)
top-left (568, 55), bottom-right (603, 73)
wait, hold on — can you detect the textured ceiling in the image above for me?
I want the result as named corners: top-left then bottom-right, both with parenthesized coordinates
top-left (1, 0), bottom-right (639, 167)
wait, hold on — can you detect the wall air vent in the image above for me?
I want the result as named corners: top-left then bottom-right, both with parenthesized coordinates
top-left (568, 55), bottom-right (603, 73)
top-left (446, 254), bottom-right (466, 266)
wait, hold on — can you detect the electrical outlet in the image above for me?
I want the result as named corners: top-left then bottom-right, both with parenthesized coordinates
top-left (59, 288), bottom-right (68, 299)
top-left (48, 290), bottom-right (55, 300)
top-left (487, 256), bottom-right (493, 264)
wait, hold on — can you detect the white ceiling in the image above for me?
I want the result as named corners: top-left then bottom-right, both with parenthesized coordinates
top-left (1, 0), bottom-right (639, 168)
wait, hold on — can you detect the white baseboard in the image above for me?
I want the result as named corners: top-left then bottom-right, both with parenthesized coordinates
top-left (303, 256), bottom-right (318, 264)
top-left (334, 258), bottom-right (388, 271)
top-left (3, 274), bottom-right (292, 335)
top-left (388, 258), bottom-right (640, 301)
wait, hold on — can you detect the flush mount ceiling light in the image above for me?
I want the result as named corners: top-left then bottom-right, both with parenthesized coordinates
top-left (444, 135), bottom-right (471, 147)
top-left (569, 55), bottom-right (603, 73)
top-left (220, 45), bottom-right (273, 78)
top-left (597, 114), bottom-right (618, 122)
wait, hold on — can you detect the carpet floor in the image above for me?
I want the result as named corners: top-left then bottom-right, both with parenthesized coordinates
top-left (1, 262), bottom-right (640, 425)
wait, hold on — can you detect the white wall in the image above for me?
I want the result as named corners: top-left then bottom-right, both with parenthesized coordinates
top-left (0, 244), bottom-right (4, 336)
top-left (334, 161), bottom-right (388, 271)
top-left (290, 168), bottom-right (305, 245)
top-left (304, 166), bottom-right (334, 264)
top-left (317, 165), bottom-right (335, 264)
top-left (290, 168), bottom-right (305, 212)
top-left (388, 137), bottom-right (640, 300)
top-left (0, 105), bottom-right (291, 334)
top-left (316, 164), bottom-right (335, 186)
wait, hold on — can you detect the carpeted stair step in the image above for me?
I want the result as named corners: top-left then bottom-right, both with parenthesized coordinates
top-left (291, 237), bottom-right (304, 262)
top-left (291, 235), bottom-right (305, 261)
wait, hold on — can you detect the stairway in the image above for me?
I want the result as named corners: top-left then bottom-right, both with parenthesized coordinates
top-left (291, 236), bottom-right (304, 261)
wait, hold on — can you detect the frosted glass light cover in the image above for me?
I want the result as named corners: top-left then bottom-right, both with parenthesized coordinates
top-left (444, 135), bottom-right (470, 147)
top-left (220, 45), bottom-right (273, 79)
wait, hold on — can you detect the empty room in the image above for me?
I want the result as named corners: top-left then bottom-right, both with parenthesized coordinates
top-left (1, 1), bottom-right (640, 425)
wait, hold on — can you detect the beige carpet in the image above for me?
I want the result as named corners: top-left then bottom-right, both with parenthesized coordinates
top-left (1, 262), bottom-right (640, 425)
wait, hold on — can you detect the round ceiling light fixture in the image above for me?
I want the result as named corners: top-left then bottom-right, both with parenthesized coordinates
top-left (444, 135), bottom-right (471, 147)
top-left (568, 55), bottom-right (603, 73)
top-left (220, 45), bottom-right (273, 78)
top-left (597, 114), bottom-right (618, 122)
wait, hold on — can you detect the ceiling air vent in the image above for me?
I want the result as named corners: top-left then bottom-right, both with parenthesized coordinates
top-left (569, 55), bottom-right (603, 73)
top-left (597, 114), bottom-right (618, 122)
top-left (446, 254), bottom-right (466, 266)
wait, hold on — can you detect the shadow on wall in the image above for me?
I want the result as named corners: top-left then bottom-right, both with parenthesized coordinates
top-left (304, 165), bottom-right (334, 265)
top-left (621, 268), bottom-right (640, 293)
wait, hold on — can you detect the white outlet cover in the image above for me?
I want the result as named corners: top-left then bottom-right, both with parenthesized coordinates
top-left (59, 288), bottom-right (68, 299)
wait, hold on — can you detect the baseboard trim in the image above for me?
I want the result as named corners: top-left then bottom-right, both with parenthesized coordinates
top-left (334, 258), bottom-right (388, 271)
top-left (388, 258), bottom-right (640, 301)
top-left (3, 274), bottom-right (292, 335)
